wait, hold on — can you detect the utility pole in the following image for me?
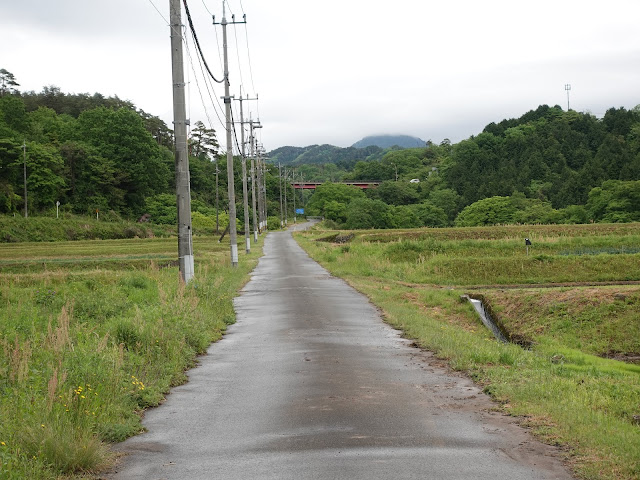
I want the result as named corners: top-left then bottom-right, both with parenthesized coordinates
top-left (22, 140), bottom-right (27, 218)
top-left (279, 163), bottom-right (284, 228)
top-left (169, 0), bottom-right (194, 283)
top-left (565, 84), bottom-right (571, 111)
top-left (214, 5), bottom-right (246, 267)
top-left (215, 161), bottom-right (219, 233)
top-left (283, 167), bottom-right (288, 226)
top-left (249, 119), bottom-right (262, 242)
top-left (260, 146), bottom-right (268, 229)
top-left (255, 150), bottom-right (264, 232)
top-left (233, 89), bottom-right (258, 254)
top-left (292, 169), bottom-right (297, 224)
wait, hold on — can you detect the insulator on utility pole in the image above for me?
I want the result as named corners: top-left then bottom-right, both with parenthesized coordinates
top-left (170, 0), bottom-right (194, 283)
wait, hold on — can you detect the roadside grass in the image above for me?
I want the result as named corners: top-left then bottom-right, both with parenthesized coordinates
top-left (295, 224), bottom-right (640, 480)
top-left (0, 236), bottom-right (261, 479)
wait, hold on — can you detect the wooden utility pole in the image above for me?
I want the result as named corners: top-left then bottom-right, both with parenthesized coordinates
top-left (170, 0), bottom-right (194, 283)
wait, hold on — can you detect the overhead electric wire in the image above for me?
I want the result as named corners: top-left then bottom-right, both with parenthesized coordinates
top-left (200, 0), bottom-right (213, 16)
top-left (182, 0), bottom-right (225, 84)
top-left (236, 0), bottom-right (257, 97)
top-left (242, 26), bottom-right (257, 97)
top-left (232, 23), bottom-right (245, 93)
top-left (185, 34), bottom-right (225, 132)
top-left (147, 0), bottom-right (170, 24)
top-left (229, 105), bottom-right (244, 156)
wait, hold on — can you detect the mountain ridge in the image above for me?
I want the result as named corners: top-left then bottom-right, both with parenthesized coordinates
top-left (352, 134), bottom-right (426, 149)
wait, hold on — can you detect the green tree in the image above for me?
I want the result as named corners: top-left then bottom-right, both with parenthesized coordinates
top-left (454, 196), bottom-right (517, 227)
top-left (344, 198), bottom-right (393, 229)
top-left (0, 95), bottom-right (29, 134)
top-left (428, 188), bottom-right (461, 222)
top-left (390, 205), bottom-right (421, 228)
top-left (372, 181), bottom-right (419, 206)
top-left (75, 107), bottom-right (171, 215)
top-left (586, 180), bottom-right (640, 223)
top-left (324, 200), bottom-right (347, 223)
top-left (15, 142), bottom-right (66, 211)
top-left (0, 69), bottom-right (20, 96)
top-left (60, 141), bottom-right (123, 213)
top-left (411, 201), bottom-right (448, 227)
top-left (0, 138), bottom-right (22, 212)
top-left (189, 121), bottom-right (219, 159)
top-left (305, 182), bottom-right (365, 217)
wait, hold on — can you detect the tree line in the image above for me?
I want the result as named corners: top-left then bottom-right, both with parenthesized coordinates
top-left (0, 69), bottom-right (290, 229)
top-left (303, 104), bottom-right (640, 228)
top-left (2, 68), bottom-right (639, 230)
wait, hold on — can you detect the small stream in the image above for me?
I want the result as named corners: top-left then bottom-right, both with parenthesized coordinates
top-left (462, 295), bottom-right (509, 343)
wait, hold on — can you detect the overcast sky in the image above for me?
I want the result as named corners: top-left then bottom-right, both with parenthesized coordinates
top-left (1, 0), bottom-right (639, 151)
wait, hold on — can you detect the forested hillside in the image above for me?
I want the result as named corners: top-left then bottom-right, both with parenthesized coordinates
top-left (0, 69), bottom-right (286, 229)
top-left (301, 105), bottom-right (640, 228)
top-left (269, 144), bottom-right (387, 168)
top-left (1, 67), bottom-right (639, 232)
top-left (352, 134), bottom-right (426, 148)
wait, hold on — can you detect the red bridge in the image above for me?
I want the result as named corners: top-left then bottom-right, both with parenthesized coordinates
top-left (291, 181), bottom-right (380, 190)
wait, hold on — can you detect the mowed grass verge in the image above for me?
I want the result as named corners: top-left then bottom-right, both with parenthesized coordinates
top-left (295, 223), bottom-right (640, 480)
top-left (0, 236), bottom-right (261, 479)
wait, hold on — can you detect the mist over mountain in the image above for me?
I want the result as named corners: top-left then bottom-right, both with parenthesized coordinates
top-left (352, 135), bottom-right (426, 149)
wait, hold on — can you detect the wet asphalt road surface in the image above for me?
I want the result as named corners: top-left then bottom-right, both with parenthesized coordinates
top-left (109, 224), bottom-right (573, 479)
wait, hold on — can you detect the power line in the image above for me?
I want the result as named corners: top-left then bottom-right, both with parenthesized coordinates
top-left (229, 104), bottom-right (243, 155)
top-left (232, 23), bottom-right (245, 93)
top-left (200, 0), bottom-right (213, 16)
top-left (182, 0), bottom-right (225, 84)
top-left (242, 23), bottom-right (257, 96)
top-left (185, 34), bottom-right (225, 132)
top-left (147, 0), bottom-right (169, 24)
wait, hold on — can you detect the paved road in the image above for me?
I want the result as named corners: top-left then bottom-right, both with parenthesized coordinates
top-left (109, 225), bottom-right (572, 479)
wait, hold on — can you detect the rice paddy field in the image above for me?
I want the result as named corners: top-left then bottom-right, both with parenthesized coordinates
top-left (295, 222), bottom-right (640, 480)
top-left (0, 236), bottom-right (261, 479)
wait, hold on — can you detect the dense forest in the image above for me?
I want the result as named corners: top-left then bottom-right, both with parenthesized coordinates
top-left (0, 69), bottom-right (288, 230)
top-left (1, 68), bottom-right (639, 231)
top-left (297, 104), bottom-right (640, 228)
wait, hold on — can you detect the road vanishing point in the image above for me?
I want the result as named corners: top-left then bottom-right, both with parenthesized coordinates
top-left (108, 223), bottom-right (573, 480)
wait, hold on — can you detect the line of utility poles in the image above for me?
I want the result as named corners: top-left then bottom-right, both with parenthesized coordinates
top-left (213, 5), bottom-right (246, 267)
top-left (249, 118), bottom-right (262, 242)
top-left (169, 0), bottom-right (194, 283)
top-left (260, 146), bottom-right (268, 230)
top-left (170, 0), bottom-right (265, 280)
top-left (233, 88), bottom-right (258, 254)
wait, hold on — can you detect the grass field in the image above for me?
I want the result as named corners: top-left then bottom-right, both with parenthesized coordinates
top-left (0, 236), bottom-right (261, 479)
top-left (295, 223), bottom-right (640, 480)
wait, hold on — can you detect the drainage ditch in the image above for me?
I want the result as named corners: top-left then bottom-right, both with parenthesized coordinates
top-left (462, 294), bottom-right (509, 343)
